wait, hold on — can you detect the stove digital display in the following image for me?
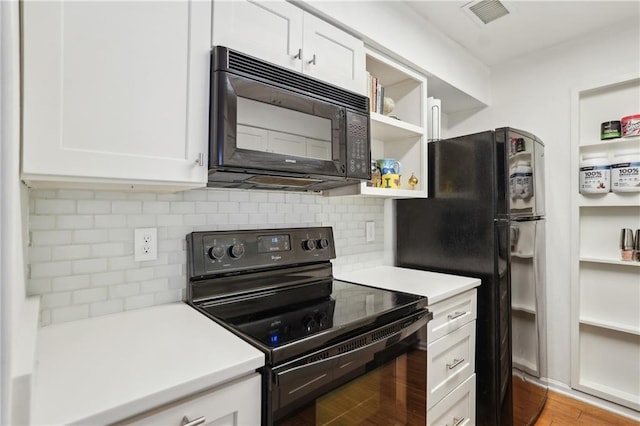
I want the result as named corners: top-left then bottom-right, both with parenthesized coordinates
top-left (257, 235), bottom-right (291, 253)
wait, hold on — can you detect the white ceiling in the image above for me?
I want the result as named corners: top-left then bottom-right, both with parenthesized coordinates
top-left (404, 1), bottom-right (640, 67)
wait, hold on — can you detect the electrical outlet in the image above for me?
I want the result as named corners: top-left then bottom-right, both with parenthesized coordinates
top-left (366, 221), bottom-right (375, 242)
top-left (134, 228), bottom-right (157, 262)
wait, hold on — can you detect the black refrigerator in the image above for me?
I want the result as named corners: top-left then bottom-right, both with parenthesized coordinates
top-left (395, 128), bottom-right (547, 426)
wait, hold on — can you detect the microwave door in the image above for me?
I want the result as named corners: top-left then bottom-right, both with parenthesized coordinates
top-left (212, 72), bottom-right (346, 177)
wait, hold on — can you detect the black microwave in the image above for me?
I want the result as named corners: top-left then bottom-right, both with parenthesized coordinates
top-left (208, 46), bottom-right (371, 191)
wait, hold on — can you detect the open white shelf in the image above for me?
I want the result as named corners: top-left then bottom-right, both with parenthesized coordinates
top-left (370, 113), bottom-right (423, 140)
top-left (328, 47), bottom-right (427, 198)
top-left (570, 73), bottom-right (640, 411)
top-left (579, 257), bottom-right (640, 267)
top-left (579, 317), bottom-right (640, 336)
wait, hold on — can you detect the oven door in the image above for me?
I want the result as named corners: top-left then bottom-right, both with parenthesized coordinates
top-left (270, 308), bottom-right (431, 425)
top-left (211, 70), bottom-right (347, 177)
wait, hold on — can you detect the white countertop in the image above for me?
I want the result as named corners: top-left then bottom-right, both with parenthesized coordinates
top-left (32, 303), bottom-right (264, 425)
top-left (336, 266), bottom-right (480, 304)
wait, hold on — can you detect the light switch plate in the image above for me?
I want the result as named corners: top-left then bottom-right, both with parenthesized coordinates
top-left (134, 227), bottom-right (157, 262)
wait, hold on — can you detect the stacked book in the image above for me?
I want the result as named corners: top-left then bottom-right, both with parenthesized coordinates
top-left (366, 72), bottom-right (384, 114)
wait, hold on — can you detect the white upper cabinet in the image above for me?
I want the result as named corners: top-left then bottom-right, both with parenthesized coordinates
top-left (22, 1), bottom-right (211, 191)
top-left (212, 0), bottom-right (366, 95)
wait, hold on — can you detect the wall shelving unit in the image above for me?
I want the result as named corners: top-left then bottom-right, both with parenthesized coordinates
top-left (327, 48), bottom-right (428, 198)
top-left (570, 74), bottom-right (640, 411)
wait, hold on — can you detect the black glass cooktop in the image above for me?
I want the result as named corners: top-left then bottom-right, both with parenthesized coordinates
top-left (197, 280), bottom-right (426, 364)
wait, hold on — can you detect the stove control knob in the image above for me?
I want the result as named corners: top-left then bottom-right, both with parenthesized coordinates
top-left (316, 312), bottom-right (329, 328)
top-left (208, 246), bottom-right (225, 260)
top-left (229, 243), bottom-right (245, 259)
top-left (303, 315), bottom-right (318, 333)
top-left (316, 238), bottom-right (330, 250)
top-left (302, 239), bottom-right (316, 251)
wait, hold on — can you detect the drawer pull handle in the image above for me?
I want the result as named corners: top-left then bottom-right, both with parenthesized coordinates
top-left (448, 311), bottom-right (466, 320)
top-left (293, 48), bottom-right (302, 60)
top-left (308, 54), bottom-right (317, 65)
top-left (181, 416), bottom-right (206, 426)
top-left (446, 358), bottom-right (464, 370)
top-left (447, 416), bottom-right (465, 426)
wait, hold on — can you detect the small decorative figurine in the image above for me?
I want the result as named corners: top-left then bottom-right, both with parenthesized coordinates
top-left (408, 172), bottom-right (419, 190)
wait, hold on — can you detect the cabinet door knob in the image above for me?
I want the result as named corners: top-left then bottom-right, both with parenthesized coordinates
top-left (307, 54), bottom-right (316, 65)
top-left (293, 48), bottom-right (302, 60)
top-left (181, 415), bottom-right (206, 426)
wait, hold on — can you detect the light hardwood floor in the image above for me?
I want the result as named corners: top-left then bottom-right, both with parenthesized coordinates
top-left (535, 391), bottom-right (640, 426)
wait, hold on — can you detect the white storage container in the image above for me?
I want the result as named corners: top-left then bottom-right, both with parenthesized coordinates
top-left (611, 150), bottom-right (640, 192)
top-left (579, 152), bottom-right (610, 194)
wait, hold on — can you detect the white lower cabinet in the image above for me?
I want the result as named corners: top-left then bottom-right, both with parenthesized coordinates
top-left (118, 373), bottom-right (261, 426)
top-left (427, 374), bottom-right (476, 426)
top-left (426, 289), bottom-right (477, 425)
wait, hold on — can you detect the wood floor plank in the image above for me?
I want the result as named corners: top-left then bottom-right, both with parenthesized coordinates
top-left (535, 390), bottom-right (640, 426)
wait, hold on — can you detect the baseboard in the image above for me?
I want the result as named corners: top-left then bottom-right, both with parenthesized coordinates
top-left (542, 377), bottom-right (640, 422)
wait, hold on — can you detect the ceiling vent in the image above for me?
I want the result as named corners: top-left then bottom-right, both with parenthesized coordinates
top-left (463, 0), bottom-right (510, 25)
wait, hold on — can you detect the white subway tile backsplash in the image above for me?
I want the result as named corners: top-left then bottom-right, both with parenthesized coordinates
top-left (35, 199), bottom-right (76, 215)
top-left (124, 294), bottom-right (155, 311)
top-left (142, 201), bottom-right (170, 214)
top-left (91, 243), bottom-right (125, 258)
top-left (57, 215), bottom-right (94, 229)
top-left (90, 299), bottom-right (124, 317)
top-left (91, 271), bottom-right (125, 287)
top-left (51, 305), bottom-right (89, 323)
top-left (32, 230), bottom-right (73, 246)
top-left (29, 215), bottom-right (56, 230)
top-left (112, 201), bottom-right (142, 214)
top-left (73, 229), bottom-right (108, 244)
top-left (72, 258), bottom-right (108, 275)
top-left (124, 267), bottom-right (154, 282)
top-left (140, 278), bottom-right (168, 294)
top-left (77, 200), bottom-right (112, 214)
top-left (73, 287), bottom-right (108, 304)
top-left (52, 275), bottom-right (90, 292)
top-left (94, 214), bottom-right (127, 228)
top-left (109, 282), bottom-right (140, 299)
top-left (28, 188), bottom-right (386, 326)
top-left (41, 292), bottom-right (72, 309)
top-left (31, 261), bottom-right (72, 278)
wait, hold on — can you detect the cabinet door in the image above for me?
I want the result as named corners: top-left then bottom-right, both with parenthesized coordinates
top-left (302, 13), bottom-right (366, 95)
top-left (121, 374), bottom-right (261, 425)
top-left (22, 1), bottom-right (210, 189)
top-left (212, 0), bottom-right (303, 72)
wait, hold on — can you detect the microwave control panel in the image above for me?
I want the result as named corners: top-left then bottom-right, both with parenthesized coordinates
top-left (345, 111), bottom-right (371, 179)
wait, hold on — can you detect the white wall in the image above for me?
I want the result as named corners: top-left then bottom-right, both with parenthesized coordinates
top-left (446, 19), bottom-right (640, 387)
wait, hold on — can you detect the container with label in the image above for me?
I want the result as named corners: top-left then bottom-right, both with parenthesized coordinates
top-left (601, 120), bottom-right (621, 140)
top-left (579, 153), bottom-right (610, 194)
top-left (515, 160), bottom-right (533, 199)
top-left (611, 150), bottom-right (640, 192)
top-left (621, 114), bottom-right (640, 138)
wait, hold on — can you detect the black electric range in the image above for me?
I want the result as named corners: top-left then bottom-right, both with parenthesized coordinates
top-left (186, 227), bottom-right (430, 425)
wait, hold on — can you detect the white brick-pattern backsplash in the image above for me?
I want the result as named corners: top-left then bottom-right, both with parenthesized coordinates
top-left (28, 188), bottom-right (386, 326)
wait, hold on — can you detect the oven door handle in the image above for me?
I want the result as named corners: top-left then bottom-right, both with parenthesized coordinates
top-left (273, 308), bottom-right (431, 411)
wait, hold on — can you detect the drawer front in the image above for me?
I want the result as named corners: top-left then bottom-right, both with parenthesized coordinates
top-left (428, 374), bottom-right (476, 426)
top-left (427, 321), bottom-right (476, 409)
top-left (427, 289), bottom-right (477, 344)
top-left (120, 373), bottom-right (261, 426)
